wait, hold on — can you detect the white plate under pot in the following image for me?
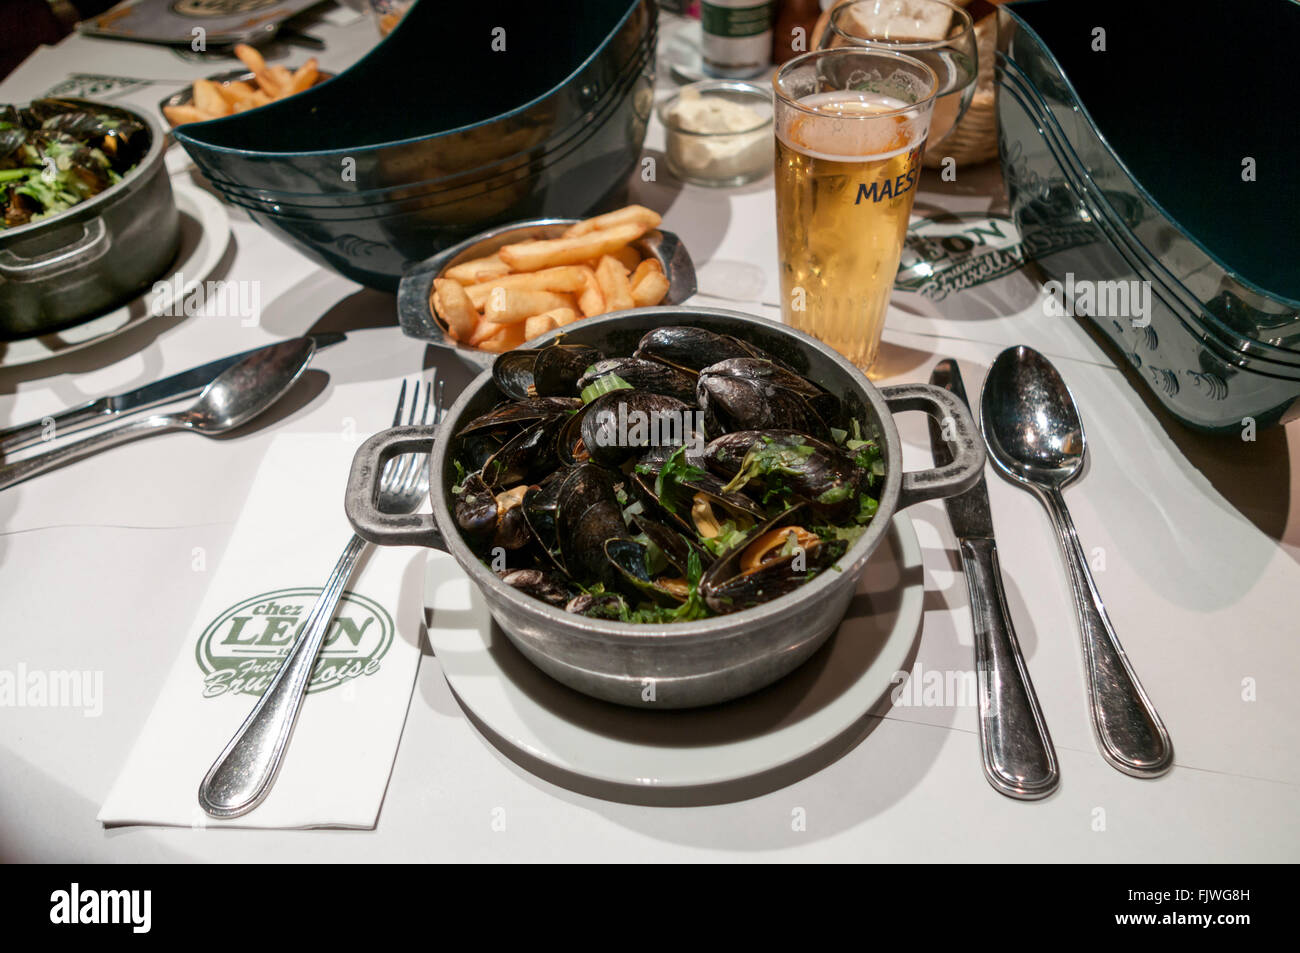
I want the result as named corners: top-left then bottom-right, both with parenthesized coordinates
top-left (422, 512), bottom-right (925, 805)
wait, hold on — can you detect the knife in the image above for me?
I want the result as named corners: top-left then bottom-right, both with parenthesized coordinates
top-left (929, 359), bottom-right (1060, 800)
top-left (0, 332), bottom-right (345, 454)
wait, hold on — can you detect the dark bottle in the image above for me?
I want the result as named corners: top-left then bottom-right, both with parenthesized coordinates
top-left (771, 0), bottom-right (824, 65)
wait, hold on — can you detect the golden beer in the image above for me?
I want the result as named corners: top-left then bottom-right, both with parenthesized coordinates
top-left (773, 51), bottom-right (936, 372)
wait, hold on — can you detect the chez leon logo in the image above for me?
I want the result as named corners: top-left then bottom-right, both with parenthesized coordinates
top-left (195, 588), bottom-right (394, 698)
top-left (894, 212), bottom-right (1026, 300)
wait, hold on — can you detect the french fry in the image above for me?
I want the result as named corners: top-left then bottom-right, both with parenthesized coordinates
top-left (631, 268), bottom-right (670, 308)
top-left (524, 313), bottom-right (560, 340)
top-left (564, 204), bottom-right (661, 237)
top-left (234, 43), bottom-right (266, 74)
top-left (192, 80), bottom-right (231, 117)
top-left (595, 255), bottom-right (635, 312)
top-left (577, 269), bottom-right (606, 317)
top-left (443, 253), bottom-right (511, 284)
top-left (286, 58), bottom-right (318, 95)
top-left (217, 80), bottom-right (257, 106)
top-left (552, 308), bottom-right (580, 327)
top-left (610, 245), bottom-right (641, 273)
top-left (483, 289), bottom-right (576, 325)
top-left (477, 322), bottom-right (528, 353)
top-left (464, 265), bottom-right (591, 309)
top-left (498, 222), bottom-right (646, 271)
top-left (431, 278), bottom-right (478, 341)
top-left (469, 319), bottom-right (506, 346)
top-left (269, 66), bottom-right (293, 94)
top-left (629, 258), bottom-right (661, 288)
top-left (163, 104), bottom-right (206, 126)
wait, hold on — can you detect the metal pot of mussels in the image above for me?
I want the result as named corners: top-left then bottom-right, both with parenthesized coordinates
top-left (0, 98), bottom-right (178, 339)
top-left (346, 308), bottom-right (984, 708)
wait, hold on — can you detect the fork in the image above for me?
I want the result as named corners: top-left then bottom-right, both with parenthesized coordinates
top-left (198, 374), bottom-right (444, 818)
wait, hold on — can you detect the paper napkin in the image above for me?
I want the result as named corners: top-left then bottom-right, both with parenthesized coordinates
top-left (99, 434), bottom-right (425, 829)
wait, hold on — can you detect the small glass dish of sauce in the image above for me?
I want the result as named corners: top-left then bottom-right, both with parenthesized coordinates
top-left (657, 80), bottom-right (773, 188)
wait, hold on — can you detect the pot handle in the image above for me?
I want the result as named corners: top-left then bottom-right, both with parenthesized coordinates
top-left (0, 218), bottom-right (109, 279)
top-left (345, 425), bottom-right (446, 549)
top-left (881, 383), bottom-right (986, 510)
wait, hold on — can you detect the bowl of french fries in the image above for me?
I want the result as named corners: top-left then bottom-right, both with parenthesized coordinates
top-left (160, 44), bottom-right (330, 127)
top-left (397, 205), bottom-right (697, 368)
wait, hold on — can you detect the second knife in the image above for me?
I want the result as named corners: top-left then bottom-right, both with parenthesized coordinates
top-left (929, 359), bottom-right (1059, 800)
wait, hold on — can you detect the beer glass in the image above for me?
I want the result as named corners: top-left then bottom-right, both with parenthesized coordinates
top-left (773, 48), bottom-right (937, 372)
top-left (819, 0), bottom-right (977, 146)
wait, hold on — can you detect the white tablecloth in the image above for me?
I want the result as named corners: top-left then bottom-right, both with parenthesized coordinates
top-left (2, 10), bottom-right (1297, 862)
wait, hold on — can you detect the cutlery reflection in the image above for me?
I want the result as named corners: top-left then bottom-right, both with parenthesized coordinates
top-left (980, 346), bottom-right (1173, 778)
top-left (929, 359), bottom-right (1059, 800)
top-left (0, 337), bottom-right (315, 491)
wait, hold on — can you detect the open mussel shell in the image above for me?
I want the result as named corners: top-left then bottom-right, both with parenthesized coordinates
top-left (560, 389), bottom-right (696, 468)
top-left (576, 357), bottom-right (698, 404)
top-left (634, 326), bottom-right (793, 374)
top-left (604, 537), bottom-right (685, 605)
top-left (629, 459), bottom-right (763, 542)
top-left (699, 504), bottom-right (848, 615)
top-left (631, 513), bottom-right (713, 572)
top-left (455, 396), bottom-right (581, 438)
top-left (522, 469), bottom-right (569, 570)
top-left (454, 476), bottom-right (536, 554)
top-left (492, 340), bottom-right (604, 401)
top-left (703, 430), bottom-right (865, 523)
top-left (480, 414), bottom-right (565, 487)
top-left (494, 489), bottom-right (534, 550)
top-left (499, 569), bottom-right (576, 608)
top-left (453, 473), bottom-right (499, 544)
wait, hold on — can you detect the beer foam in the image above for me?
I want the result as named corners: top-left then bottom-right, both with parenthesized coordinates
top-left (779, 90), bottom-right (927, 162)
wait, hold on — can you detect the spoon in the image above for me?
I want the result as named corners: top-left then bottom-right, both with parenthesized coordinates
top-left (980, 346), bottom-right (1173, 778)
top-left (0, 337), bottom-right (315, 491)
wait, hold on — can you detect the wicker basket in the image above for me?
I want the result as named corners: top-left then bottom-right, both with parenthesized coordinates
top-left (810, 0), bottom-right (1000, 168)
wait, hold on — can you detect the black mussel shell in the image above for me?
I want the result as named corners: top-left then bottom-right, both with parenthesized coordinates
top-left (491, 349), bottom-right (540, 402)
top-left (699, 504), bottom-right (848, 614)
top-left (522, 470), bottom-right (569, 570)
top-left (455, 397), bottom-right (580, 438)
top-left (604, 537), bottom-right (684, 605)
top-left (576, 357), bottom-right (698, 404)
top-left (499, 569), bottom-right (575, 608)
top-left (491, 341), bottom-right (603, 401)
top-left (575, 389), bottom-right (697, 467)
top-left (534, 341), bottom-right (603, 396)
top-left (480, 415), bottom-right (564, 487)
top-left (631, 514), bottom-right (714, 572)
top-left (634, 326), bottom-right (794, 373)
top-left (453, 473), bottom-right (498, 543)
top-left (555, 464), bottom-right (630, 590)
top-left (458, 432), bottom-right (503, 472)
top-left (697, 361), bottom-right (832, 438)
top-left (494, 491), bottom-right (534, 550)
